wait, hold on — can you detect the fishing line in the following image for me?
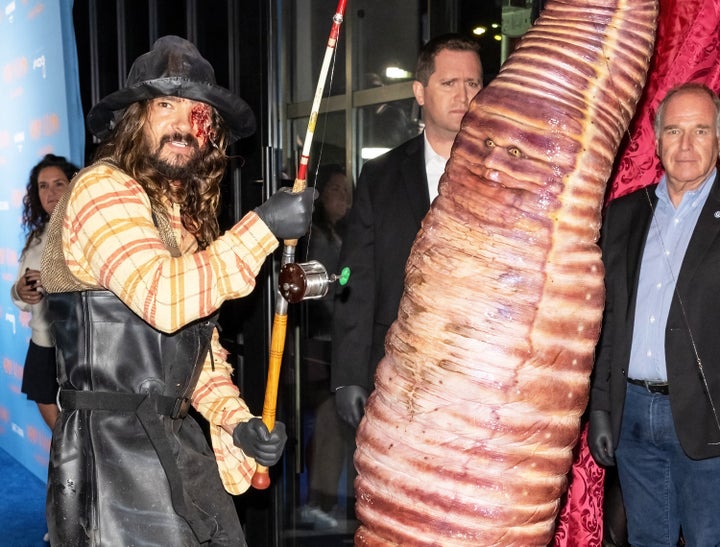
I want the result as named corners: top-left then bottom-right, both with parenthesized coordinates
top-left (301, 29), bottom-right (342, 263)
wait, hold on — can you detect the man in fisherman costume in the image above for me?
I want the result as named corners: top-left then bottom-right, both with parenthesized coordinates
top-left (41, 36), bottom-right (315, 546)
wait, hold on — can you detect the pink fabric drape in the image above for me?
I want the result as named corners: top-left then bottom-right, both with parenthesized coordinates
top-left (553, 1), bottom-right (720, 545)
top-left (609, 0), bottom-right (720, 201)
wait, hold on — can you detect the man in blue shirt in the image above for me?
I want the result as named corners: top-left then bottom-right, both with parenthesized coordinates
top-left (589, 82), bottom-right (720, 546)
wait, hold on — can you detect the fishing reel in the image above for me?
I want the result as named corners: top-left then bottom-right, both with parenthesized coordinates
top-left (278, 260), bottom-right (351, 304)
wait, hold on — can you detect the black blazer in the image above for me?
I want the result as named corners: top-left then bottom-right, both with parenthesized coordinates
top-left (331, 134), bottom-right (430, 391)
top-left (590, 171), bottom-right (720, 459)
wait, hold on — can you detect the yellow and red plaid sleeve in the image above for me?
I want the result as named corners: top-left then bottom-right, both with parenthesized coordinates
top-left (193, 330), bottom-right (258, 495)
top-left (63, 163), bottom-right (278, 333)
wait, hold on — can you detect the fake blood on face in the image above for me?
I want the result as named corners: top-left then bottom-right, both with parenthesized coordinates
top-left (190, 104), bottom-right (216, 146)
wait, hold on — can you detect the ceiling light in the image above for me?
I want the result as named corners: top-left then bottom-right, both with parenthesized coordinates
top-left (385, 67), bottom-right (412, 80)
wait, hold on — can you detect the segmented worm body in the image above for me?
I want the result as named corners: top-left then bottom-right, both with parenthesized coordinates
top-left (354, 1), bottom-right (658, 544)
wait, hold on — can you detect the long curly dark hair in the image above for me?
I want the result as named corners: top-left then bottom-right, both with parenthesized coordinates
top-left (22, 154), bottom-right (79, 254)
top-left (93, 101), bottom-right (230, 249)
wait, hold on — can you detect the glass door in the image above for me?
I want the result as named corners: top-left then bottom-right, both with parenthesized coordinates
top-left (274, 1), bottom-right (540, 544)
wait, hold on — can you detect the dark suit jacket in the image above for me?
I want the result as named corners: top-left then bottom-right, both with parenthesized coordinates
top-left (590, 171), bottom-right (720, 459)
top-left (331, 134), bottom-right (429, 391)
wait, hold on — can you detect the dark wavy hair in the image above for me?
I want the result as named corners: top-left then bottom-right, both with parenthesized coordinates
top-left (93, 100), bottom-right (230, 249)
top-left (22, 154), bottom-right (79, 254)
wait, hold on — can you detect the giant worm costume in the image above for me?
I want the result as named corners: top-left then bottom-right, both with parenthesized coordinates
top-left (353, 0), bottom-right (659, 544)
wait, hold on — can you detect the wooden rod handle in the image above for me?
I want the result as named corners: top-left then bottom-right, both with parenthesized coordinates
top-left (251, 312), bottom-right (288, 489)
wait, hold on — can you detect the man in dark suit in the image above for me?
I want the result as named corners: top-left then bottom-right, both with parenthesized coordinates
top-left (589, 82), bottom-right (720, 545)
top-left (331, 34), bottom-right (483, 427)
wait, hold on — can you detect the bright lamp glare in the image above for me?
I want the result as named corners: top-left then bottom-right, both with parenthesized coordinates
top-left (385, 66), bottom-right (412, 79)
top-left (472, 26), bottom-right (486, 36)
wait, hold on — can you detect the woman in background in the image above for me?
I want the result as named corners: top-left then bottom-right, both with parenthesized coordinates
top-left (12, 154), bottom-right (78, 430)
top-left (305, 163), bottom-right (351, 336)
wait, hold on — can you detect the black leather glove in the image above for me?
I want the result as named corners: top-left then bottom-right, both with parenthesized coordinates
top-left (254, 187), bottom-right (316, 240)
top-left (588, 410), bottom-right (615, 467)
top-left (232, 418), bottom-right (287, 466)
top-left (335, 385), bottom-right (368, 428)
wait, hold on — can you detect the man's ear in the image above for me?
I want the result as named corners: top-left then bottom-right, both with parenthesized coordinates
top-left (412, 80), bottom-right (425, 107)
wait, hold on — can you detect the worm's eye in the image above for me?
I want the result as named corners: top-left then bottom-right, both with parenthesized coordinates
top-left (508, 146), bottom-right (523, 158)
top-left (485, 138), bottom-right (495, 148)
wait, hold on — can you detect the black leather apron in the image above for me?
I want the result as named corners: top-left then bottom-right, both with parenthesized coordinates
top-left (46, 290), bottom-right (247, 546)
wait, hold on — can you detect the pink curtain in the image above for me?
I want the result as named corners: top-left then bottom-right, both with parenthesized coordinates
top-left (553, 1), bottom-right (720, 544)
top-left (609, 0), bottom-right (720, 201)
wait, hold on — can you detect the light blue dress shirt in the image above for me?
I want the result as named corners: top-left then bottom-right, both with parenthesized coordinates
top-left (627, 168), bottom-right (716, 382)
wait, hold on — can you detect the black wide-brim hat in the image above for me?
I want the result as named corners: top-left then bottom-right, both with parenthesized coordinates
top-left (87, 35), bottom-right (255, 143)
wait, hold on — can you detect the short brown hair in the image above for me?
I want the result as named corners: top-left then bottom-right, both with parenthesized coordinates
top-left (414, 33), bottom-right (482, 86)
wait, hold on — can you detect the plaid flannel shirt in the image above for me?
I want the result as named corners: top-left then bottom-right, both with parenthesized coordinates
top-left (61, 163), bottom-right (278, 494)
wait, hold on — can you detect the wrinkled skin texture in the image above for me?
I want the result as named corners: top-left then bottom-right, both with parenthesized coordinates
top-left (353, 0), bottom-right (658, 545)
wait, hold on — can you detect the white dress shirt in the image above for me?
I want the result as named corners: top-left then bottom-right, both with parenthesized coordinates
top-left (424, 133), bottom-right (448, 204)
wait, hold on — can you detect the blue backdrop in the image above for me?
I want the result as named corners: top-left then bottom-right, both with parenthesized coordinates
top-left (0, 0), bottom-right (84, 481)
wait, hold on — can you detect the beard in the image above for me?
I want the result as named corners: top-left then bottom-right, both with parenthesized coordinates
top-left (147, 132), bottom-right (208, 182)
